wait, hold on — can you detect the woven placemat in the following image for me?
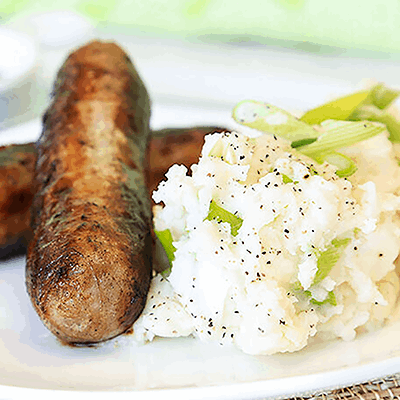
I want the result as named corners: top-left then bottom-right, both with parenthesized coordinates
top-left (288, 374), bottom-right (400, 400)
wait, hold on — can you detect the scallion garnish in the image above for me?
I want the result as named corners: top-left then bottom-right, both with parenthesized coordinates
top-left (300, 91), bottom-right (370, 125)
top-left (350, 105), bottom-right (400, 143)
top-left (291, 138), bottom-right (317, 148)
top-left (155, 229), bottom-right (177, 276)
top-left (298, 120), bottom-right (386, 157)
top-left (367, 83), bottom-right (400, 110)
top-left (300, 83), bottom-right (400, 141)
top-left (233, 86), bottom-right (394, 179)
top-left (282, 174), bottom-right (293, 184)
top-left (208, 138), bottom-right (225, 158)
top-left (232, 100), bottom-right (317, 141)
top-left (309, 291), bottom-right (337, 306)
top-left (294, 284), bottom-right (337, 307)
top-left (205, 200), bottom-right (243, 236)
top-left (209, 137), bottom-right (240, 164)
top-left (316, 152), bottom-right (358, 178)
top-left (313, 237), bottom-right (351, 285)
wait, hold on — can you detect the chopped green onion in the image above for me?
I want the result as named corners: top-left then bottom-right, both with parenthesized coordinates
top-left (232, 96), bottom-right (391, 179)
top-left (292, 281), bottom-right (302, 292)
top-left (350, 105), bottom-right (400, 143)
top-left (205, 200), bottom-right (243, 236)
top-left (300, 83), bottom-right (400, 142)
top-left (295, 120), bottom-right (384, 177)
top-left (368, 83), bottom-right (400, 110)
top-left (309, 291), bottom-right (337, 306)
top-left (155, 229), bottom-right (177, 275)
top-left (313, 237), bottom-right (351, 285)
top-left (300, 91), bottom-right (370, 125)
top-left (300, 84), bottom-right (400, 125)
top-left (291, 138), bottom-right (317, 148)
top-left (209, 137), bottom-right (240, 164)
top-left (353, 227), bottom-right (362, 239)
top-left (294, 283), bottom-right (337, 307)
top-left (232, 100), bottom-right (318, 141)
top-left (293, 236), bottom-right (352, 307)
top-left (208, 138), bottom-right (225, 158)
top-left (298, 120), bottom-right (386, 157)
top-left (315, 151), bottom-right (358, 177)
top-left (282, 174), bottom-right (293, 184)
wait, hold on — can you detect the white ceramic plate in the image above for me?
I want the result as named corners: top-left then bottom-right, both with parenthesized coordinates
top-left (0, 28), bottom-right (36, 93)
top-left (1, 100), bottom-right (400, 400)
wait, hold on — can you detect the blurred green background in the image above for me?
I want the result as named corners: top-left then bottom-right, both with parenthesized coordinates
top-left (2, 0), bottom-right (400, 56)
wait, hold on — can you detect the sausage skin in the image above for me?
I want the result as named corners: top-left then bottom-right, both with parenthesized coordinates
top-left (0, 143), bottom-right (36, 258)
top-left (0, 126), bottom-right (225, 259)
top-left (26, 41), bottom-right (153, 344)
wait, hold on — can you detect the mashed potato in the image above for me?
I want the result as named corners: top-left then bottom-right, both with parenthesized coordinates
top-left (133, 130), bottom-right (400, 355)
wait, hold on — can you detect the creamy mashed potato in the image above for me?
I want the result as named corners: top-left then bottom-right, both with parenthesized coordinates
top-left (133, 130), bottom-right (400, 355)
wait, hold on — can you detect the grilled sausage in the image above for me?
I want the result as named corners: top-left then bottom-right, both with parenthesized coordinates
top-left (0, 127), bottom-right (225, 259)
top-left (0, 143), bottom-right (36, 258)
top-left (26, 40), bottom-right (153, 344)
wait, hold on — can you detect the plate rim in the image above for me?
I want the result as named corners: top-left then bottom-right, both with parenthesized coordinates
top-left (0, 354), bottom-right (399, 399)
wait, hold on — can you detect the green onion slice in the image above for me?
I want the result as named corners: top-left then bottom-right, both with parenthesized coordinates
top-left (205, 200), bottom-right (243, 236)
top-left (155, 229), bottom-right (177, 275)
top-left (232, 100), bottom-right (317, 141)
top-left (313, 237), bottom-right (351, 285)
top-left (232, 96), bottom-right (390, 179)
top-left (282, 174), bottom-right (293, 184)
top-left (208, 137), bottom-right (239, 164)
top-left (300, 91), bottom-right (370, 125)
top-left (298, 120), bottom-right (386, 157)
top-left (294, 284), bottom-right (337, 307)
top-left (309, 291), bottom-right (337, 306)
top-left (300, 83), bottom-right (400, 126)
top-left (291, 138), bottom-right (317, 148)
top-left (208, 137), bottom-right (225, 158)
top-left (315, 152), bottom-right (358, 177)
top-left (368, 83), bottom-right (400, 110)
top-left (350, 105), bottom-right (400, 143)
top-left (295, 120), bottom-right (385, 176)
top-left (293, 235), bottom-right (353, 307)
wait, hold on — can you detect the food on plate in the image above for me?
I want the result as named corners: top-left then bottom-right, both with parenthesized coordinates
top-left (0, 143), bottom-right (36, 259)
top-left (25, 40), bottom-right (154, 344)
top-left (133, 84), bottom-right (400, 355)
top-left (0, 127), bottom-right (224, 259)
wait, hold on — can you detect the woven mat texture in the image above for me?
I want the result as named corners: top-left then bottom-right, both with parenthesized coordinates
top-left (287, 374), bottom-right (400, 400)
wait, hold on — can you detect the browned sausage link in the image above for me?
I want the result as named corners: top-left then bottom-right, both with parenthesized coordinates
top-left (0, 126), bottom-right (225, 259)
top-left (26, 41), bottom-right (153, 344)
top-left (0, 143), bottom-right (36, 258)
